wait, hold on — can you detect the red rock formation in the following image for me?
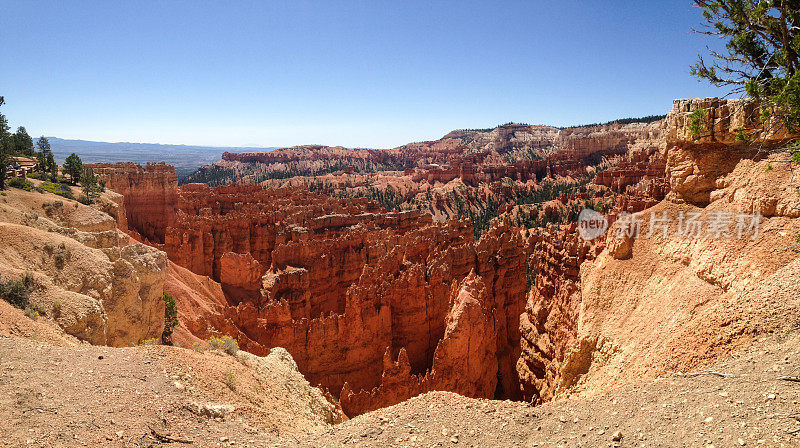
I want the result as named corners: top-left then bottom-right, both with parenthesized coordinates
top-left (340, 272), bottom-right (498, 415)
top-left (516, 223), bottom-right (601, 403)
top-left (219, 251), bottom-right (264, 304)
top-left (514, 98), bottom-right (796, 404)
top-left (594, 146), bottom-right (670, 213)
top-left (594, 147), bottom-right (666, 194)
top-left (97, 164), bottom-right (529, 417)
top-left (196, 121), bottom-right (663, 188)
top-left (90, 162), bottom-right (178, 243)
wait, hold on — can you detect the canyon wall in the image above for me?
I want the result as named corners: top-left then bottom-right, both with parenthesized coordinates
top-left (96, 107), bottom-right (779, 416)
top-left (515, 98), bottom-right (800, 402)
top-left (91, 162), bottom-right (178, 243)
top-left (97, 164), bottom-right (529, 416)
top-left (188, 121), bottom-right (663, 187)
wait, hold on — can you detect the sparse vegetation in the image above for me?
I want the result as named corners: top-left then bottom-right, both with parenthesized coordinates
top-left (688, 108), bottom-right (707, 139)
top-left (161, 292), bottom-right (179, 345)
top-left (53, 242), bottom-right (70, 269)
top-left (23, 305), bottom-right (39, 320)
top-left (40, 181), bottom-right (75, 200)
top-left (0, 272), bottom-right (34, 309)
top-left (8, 177), bottom-right (34, 191)
top-left (525, 263), bottom-right (536, 292)
top-left (567, 114), bottom-right (667, 128)
top-left (221, 369), bottom-right (237, 391)
top-left (42, 200), bottom-right (65, 217)
top-left (735, 127), bottom-right (750, 143)
top-left (52, 299), bottom-right (62, 319)
top-left (208, 335), bottom-right (239, 355)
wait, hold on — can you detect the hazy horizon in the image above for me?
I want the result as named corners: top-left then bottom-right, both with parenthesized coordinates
top-left (2, 1), bottom-right (726, 149)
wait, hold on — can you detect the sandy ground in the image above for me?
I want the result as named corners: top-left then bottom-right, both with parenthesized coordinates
top-left (284, 332), bottom-right (800, 448)
top-left (0, 300), bottom-right (339, 448)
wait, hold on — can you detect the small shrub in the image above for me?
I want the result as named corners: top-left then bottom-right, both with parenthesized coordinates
top-left (139, 338), bottom-right (159, 346)
top-left (221, 369), bottom-right (237, 391)
top-left (77, 195), bottom-right (91, 205)
top-left (52, 244), bottom-right (71, 270)
top-left (735, 127), bottom-right (751, 143)
top-left (54, 252), bottom-right (66, 269)
top-left (191, 342), bottom-right (205, 353)
top-left (42, 203), bottom-right (56, 216)
top-left (40, 181), bottom-right (75, 200)
top-left (8, 177), bottom-right (34, 191)
top-left (161, 292), bottom-right (179, 345)
top-left (24, 305), bottom-right (39, 320)
top-left (688, 107), bottom-right (708, 139)
top-left (52, 300), bottom-right (62, 319)
top-left (43, 243), bottom-right (55, 253)
top-left (0, 273), bottom-right (34, 309)
top-left (53, 200), bottom-right (63, 208)
top-left (208, 335), bottom-right (239, 355)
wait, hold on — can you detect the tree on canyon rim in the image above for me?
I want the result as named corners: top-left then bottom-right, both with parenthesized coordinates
top-left (161, 292), bottom-right (179, 346)
top-left (691, 0), bottom-right (800, 242)
top-left (692, 0), bottom-right (800, 136)
top-left (63, 153), bottom-right (83, 185)
top-left (0, 97), bottom-right (10, 190)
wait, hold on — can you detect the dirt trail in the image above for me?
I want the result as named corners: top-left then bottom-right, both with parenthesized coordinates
top-left (284, 332), bottom-right (800, 448)
top-left (0, 313), bottom-right (338, 448)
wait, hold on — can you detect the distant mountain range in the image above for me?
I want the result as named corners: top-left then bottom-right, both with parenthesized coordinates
top-left (47, 137), bottom-right (277, 178)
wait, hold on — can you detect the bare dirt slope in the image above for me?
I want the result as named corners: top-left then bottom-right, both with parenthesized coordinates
top-left (284, 331), bottom-right (800, 448)
top-left (0, 326), bottom-right (339, 447)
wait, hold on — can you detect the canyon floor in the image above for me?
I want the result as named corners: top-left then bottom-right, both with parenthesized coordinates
top-left (2, 311), bottom-right (799, 448)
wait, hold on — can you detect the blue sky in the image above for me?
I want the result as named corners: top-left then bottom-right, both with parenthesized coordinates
top-left (0, 1), bottom-right (726, 149)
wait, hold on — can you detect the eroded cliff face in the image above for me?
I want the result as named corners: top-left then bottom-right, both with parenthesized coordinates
top-left (0, 184), bottom-right (167, 346)
top-left (91, 162), bottom-right (178, 243)
top-left (97, 165), bottom-right (529, 416)
top-left (516, 98), bottom-right (800, 402)
top-left (188, 121), bottom-right (663, 188)
top-left (516, 224), bottom-right (599, 403)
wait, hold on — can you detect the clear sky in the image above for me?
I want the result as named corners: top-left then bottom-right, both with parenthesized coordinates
top-left (0, 1), bottom-right (727, 149)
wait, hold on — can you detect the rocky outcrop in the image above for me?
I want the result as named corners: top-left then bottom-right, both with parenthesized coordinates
top-left (90, 162), bottom-right (178, 243)
top-left (220, 252), bottom-right (264, 291)
top-left (339, 272), bottom-right (499, 415)
top-left (191, 121), bottom-right (663, 188)
top-left (0, 187), bottom-right (168, 346)
top-left (665, 98), bottom-right (794, 205)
